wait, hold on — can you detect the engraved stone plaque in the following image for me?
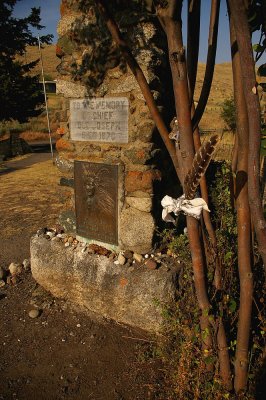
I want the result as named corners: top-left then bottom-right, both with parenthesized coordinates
top-left (74, 161), bottom-right (118, 245)
top-left (70, 97), bottom-right (128, 143)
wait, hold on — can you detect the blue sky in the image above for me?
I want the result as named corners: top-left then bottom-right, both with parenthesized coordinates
top-left (13, 0), bottom-right (265, 64)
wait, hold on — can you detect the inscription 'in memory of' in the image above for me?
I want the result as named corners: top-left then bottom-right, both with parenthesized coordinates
top-left (70, 97), bottom-right (128, 143)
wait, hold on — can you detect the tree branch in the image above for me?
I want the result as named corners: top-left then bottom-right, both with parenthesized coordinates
top-left (228, 0), bottom-right (266, 274)
top-left (187, 0), bottom-right (201, 101)
top-left (192, 0), bottom-right (220, 131)
top-left (94, 0), bottom-right (181, 180)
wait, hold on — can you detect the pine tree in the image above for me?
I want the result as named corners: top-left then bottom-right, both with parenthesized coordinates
top-left (0, 0), bottom-right (53, 122)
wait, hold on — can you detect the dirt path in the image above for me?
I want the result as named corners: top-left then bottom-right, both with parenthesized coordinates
top-left (0, 154), bottom-right (62, 265)
top-left (0, 154), bottom-right (162, 400)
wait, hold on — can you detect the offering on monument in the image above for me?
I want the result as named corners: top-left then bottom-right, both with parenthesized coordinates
top-left (74, 161), bottom-right (118, 245)
top-left (70, 97), bottom-right (128, 143)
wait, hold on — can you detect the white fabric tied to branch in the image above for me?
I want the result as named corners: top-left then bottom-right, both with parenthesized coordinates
top-left (161, 195), bottom-right (210, 223)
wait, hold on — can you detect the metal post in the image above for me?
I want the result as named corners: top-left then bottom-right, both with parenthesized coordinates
top-left (37, 35), bottom-right (54, 161)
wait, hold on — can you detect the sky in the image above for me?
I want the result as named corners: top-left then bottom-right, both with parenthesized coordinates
top-left (12, 0), bottom-right (265, 64)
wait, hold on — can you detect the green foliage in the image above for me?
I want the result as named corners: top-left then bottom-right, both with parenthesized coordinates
top-left (161, 229), bottom-right (191, 262)
top-left (145, 162), bottom-right (265, 399)
top-left (261, 127), bottom-right (266, 156)
top-left (0, 0), bottom-right (52, 122)
top-left (220, 97), bottom-right (236, 132)
top-left (258, 63), bottom-right (266, 77)
top-left (248, 0), bottom-right (266, 76)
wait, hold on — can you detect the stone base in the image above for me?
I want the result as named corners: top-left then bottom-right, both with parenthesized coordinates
top-left (30, 235), bottom-right (179, 333)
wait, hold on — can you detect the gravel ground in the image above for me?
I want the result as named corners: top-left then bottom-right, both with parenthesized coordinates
top-left (0, 153), bottom-right (163, 400)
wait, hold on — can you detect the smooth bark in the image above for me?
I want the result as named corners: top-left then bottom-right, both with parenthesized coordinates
top-left (192, 0), bottom-right (220, 131)
top-left (187, 0), bottom-right (201, 100)
top-left (229, 16), bottom-right (254, 393)
top-left (228, 0), bottom-right (266, 274)
top-left (156, 0), bottom-right (213, 362)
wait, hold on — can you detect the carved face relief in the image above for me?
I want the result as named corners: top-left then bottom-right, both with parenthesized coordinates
top-left (85, 177), bottom-right (96, 207)
top-left (82, 164), bottom-right (115, 214)
top-left (75, 161), bottom-right (118, 245)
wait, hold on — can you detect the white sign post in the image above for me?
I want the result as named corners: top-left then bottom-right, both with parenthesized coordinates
top-left (70, 97), bottom-right (128, 143)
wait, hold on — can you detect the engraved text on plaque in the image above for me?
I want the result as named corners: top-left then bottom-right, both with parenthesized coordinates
top-left (74, 161), bottom-right (118, 245)
top-left (70, 97), bottom-right (128, 143)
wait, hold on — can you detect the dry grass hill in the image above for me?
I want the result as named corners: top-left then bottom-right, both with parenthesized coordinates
top-left (17, 45), bottom-right (233, 137)
top-left (195, 63), bottom-right (233, 131)
top-left (17, 44), bottom-right (59, 80)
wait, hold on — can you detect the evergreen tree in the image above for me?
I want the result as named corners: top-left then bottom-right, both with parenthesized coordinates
top-left (0, 0), bottom-right (53, 122)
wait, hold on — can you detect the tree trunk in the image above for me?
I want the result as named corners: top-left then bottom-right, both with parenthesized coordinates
top-left (156, 0), bottom-right (213, 364)
top-left (229, 15), bottom-right (254, 393)
top-left (228, 0), bottom-right (266, 274)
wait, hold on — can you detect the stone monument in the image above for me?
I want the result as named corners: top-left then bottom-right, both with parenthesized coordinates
top-left (54, 0), bottom-right (177, 253)
top-left (30, 1), bottom-right (180, 333)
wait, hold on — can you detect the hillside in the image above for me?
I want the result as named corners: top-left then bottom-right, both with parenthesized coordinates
top-left (195, 63), bottom-right (233, 131)
top-left (17, 44), bottom-right (59, 80)
top-left (21, 45), bottom-right (233, 131)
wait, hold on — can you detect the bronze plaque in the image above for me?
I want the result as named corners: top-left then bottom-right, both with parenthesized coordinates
top-left (74, 161), bottom-right (118, 245)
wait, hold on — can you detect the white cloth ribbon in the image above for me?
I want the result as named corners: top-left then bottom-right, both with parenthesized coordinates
top-left (161, 194), bottom-right (210, 223)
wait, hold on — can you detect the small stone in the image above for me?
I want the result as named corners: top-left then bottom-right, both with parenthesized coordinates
top-left (124, 250), bottom-right (133, 259)
top-left (145, 259), bottom-right (157, 270)
top-left (6, 276), bottom-right (11, 285)
top-left (118, 253), bottom-right (126, 265)
top-left (81, 247), bottom-right (87, 253)
top-left (29, 309), bottom-right (40, 319)
top-left (133, 253), bottom-right (143, 263)
top-left (65, 242), bottom-right (70, 247)
top-left (22, 259), bottom-right (31, 270)
top-left (64, 237), bottom-right (68, 243)
top-left (11, 276), bottom-right (17, 285)
top-left (68, 236), bottom-right (74, 244)
top-left (144, 254), bottom-right (149, 259)
top-left (0, 280), bottom-right (5, 287)
top-left (114, 260), bottom-right (120, 265)
top-left (46, 231), bottom-right (55, 238)
top-left (125, 259), bottom-right (132, 267)
top-left (8, 262), bottom-right (21, 275)
top-left (37, 228), bottom-right (46, 236)
top-left (108, 252), bottom-right (116, 261)
top-left (0, 267), bottom-right (4, 279)
top-left (55, 224), bottom-right (64, 234)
